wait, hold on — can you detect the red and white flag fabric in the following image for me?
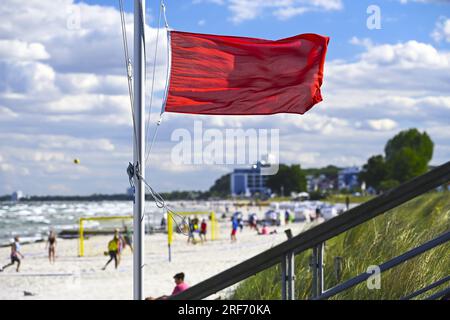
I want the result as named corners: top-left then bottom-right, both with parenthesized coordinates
top-left (164, 31), bottom-right (329, 116)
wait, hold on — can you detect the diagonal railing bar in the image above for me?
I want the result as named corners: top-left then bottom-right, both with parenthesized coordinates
top-left (425, 287), bottom-right (450, 300)
top-left (315, 231), bottom-right (450, 300)
top-left (401, 275), bottom-right (450, 300)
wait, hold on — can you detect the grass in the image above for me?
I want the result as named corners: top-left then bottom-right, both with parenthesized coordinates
top-left (231, 191), bottom-right (450, 300)
top-left (325, 194), bottom-right (375, 204)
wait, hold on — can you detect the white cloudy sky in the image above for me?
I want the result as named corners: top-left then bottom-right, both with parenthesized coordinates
top-left (0, 0), bottom-right (449, 195)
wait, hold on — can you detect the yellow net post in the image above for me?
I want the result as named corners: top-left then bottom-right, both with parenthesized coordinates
top-left (210, 211), bottom-right (217, 241)
top-left (78, 215), bottom-right (133, 257)
top-left (168, 212), bottom-right (173, 262)
top-left (79, 218), bottom-right (84, 257)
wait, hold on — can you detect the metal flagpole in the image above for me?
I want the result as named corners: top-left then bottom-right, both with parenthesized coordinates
top-left (133, 0), bottom-right (145, 300)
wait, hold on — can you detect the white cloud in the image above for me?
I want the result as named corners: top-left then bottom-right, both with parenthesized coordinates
top-left (0, 106), bottom-right (18, 120)
top-left (349, 37), bottom-right (373, 48)
top-left (431, 17), bottom-right (450, 42)
top-left (360, 40), bottom-right (450, 68)
top-left (194, 0), bottom-right (343, 23)
top-left (366, 119), bottom-right (398, 131)
top-left (0, 40), bottom-right (50, 61)
top-left (0, 61), bottom-right (58, 95)
top-left (0, 163), bottom-right (13, 173)
top-left (274, 6), bottom-right (310, 20)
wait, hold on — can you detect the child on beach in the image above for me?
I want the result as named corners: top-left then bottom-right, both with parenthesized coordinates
top-left (257, 223), bottom-right (278, 236)
top-left (199, 219), bottom-right (207, 243)
top-left (45, 230), bottom-right (57, 264)
top-left (0, 237), bottom-right (24, 273)
top-left (102, 234), bottom-right (120, 270)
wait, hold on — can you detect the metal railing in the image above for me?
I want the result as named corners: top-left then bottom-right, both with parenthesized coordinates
top-left (171, 161), bottom-right (450, 300)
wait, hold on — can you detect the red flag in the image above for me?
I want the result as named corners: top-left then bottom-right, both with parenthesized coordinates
top-left (165, 31), bottom-right (329, 116)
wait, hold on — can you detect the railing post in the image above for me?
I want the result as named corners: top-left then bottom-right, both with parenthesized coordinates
top-left (287, 251), bottom-right (295, 300)
top-left (311, 247), bottom-right (317, 298)
top-left (317, 242), bottom-right (324, 296)
top-left (282, 229), bottom-right (295, 300)
top-left (311, 242), bottom-right (325, 298)
top-left (281, 255), bottom-right (287, 300)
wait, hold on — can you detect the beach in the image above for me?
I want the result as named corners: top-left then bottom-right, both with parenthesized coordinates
top-left (0, 218), bottom-right (311, 300)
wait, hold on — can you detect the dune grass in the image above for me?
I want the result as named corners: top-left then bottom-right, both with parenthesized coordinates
top-left (325, 194), bottom-right (375, 204)
top-left (231, 191), bottom-right (450, 300)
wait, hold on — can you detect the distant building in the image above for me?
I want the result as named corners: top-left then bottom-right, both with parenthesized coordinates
top-left (230, 162), bottom-right (270, 197)
top-left (126, 187), bottom-right (134, 197)
top-left (306, 174), bottom-right (336, 192)
top-left (338, 167), bottom-right (361, 190)
top-left (11, 190), bottom-right (24, 202)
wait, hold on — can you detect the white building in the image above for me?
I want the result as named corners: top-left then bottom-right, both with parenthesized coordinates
top-left (11, 190), bottom-right (24, 202)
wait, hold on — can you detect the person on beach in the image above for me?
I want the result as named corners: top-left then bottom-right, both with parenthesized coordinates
top-left (257, 223), bottom-right (277, 236)
top-left (238, 217), bottom-right (244, 232)
top-left (123, 226), bottom-right (133, 253)
top-left (145, 272), bottom-right (189, 300)
top-left (314, 206), bottom-right (321, 221)
top-left (285, 209), bottom-right (291, 225)
top-left (199, 219), bottom-right (207, 243)
top-left (192, 216), bottom-right (200, 236)
top-left (187, 218), bottom-right (196, 244)
top-left (0, 237), bottom-right (24, 273)
top-left (160, 216), bottom-right (167, 229)
top-left (231, 216), bottom-right (239, 242)
top-left (45, 230), bottom-right (57, 264)
top-left (102, 234), bottom-right (120, 270)
top-left (115, 229), bottom-right (127, 265)
top-left (249, 213), bottom-right (258, 230)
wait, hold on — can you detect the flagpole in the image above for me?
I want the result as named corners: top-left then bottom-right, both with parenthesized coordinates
top-left (133, 0), bottom-right (145, 300)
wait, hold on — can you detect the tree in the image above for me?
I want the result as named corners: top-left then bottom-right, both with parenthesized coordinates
top-left (266, 164), bottom-right (306, 195)
top-left (208, 173), bottom-right (230, 197)
top-left (378, 179), bottom-right (400, 192)
top-left (384, 129), bottom-right (433, 183)
top-left (386, 147), bottom-right (428, 183)
top-left (359, 155), bottom-right (388, 190)
top-left (385, 128), bottom-right (433, 163)
top-left (360, 129), bottom-right (434, 193)
top-left (303, 165), bottom-right (340, 179)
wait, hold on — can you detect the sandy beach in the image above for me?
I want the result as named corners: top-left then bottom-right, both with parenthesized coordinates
top-left (0, 218), bottom-right (310, 300)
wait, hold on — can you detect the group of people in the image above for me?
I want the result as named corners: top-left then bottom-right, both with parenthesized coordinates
top-left (186, 217), bottom-right (208, 245)
top-left (0, 231), bottom-right (57, 273)
top-left (1, 227), bottom-right (133, 273)
top-left (230, 211), bottom-right (280, 242)
top-left (102, 226), bottom-right (133, 270)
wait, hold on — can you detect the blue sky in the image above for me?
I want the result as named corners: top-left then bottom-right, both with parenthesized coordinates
top-left (0, 0), bottom-right (449, 195)
top-left (76, 0), bottom-right (450, 59)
